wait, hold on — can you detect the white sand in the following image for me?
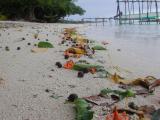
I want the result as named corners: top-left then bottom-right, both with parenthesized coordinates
top-left (0, 21), bottom-right (159, 120)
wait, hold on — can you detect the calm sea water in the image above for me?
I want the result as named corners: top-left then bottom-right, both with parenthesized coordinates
top-left (81, 23), bottom-right (160, 78)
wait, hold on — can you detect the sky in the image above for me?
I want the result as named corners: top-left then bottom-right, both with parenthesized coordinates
top-left (69, 0), bottom-right (117, 20)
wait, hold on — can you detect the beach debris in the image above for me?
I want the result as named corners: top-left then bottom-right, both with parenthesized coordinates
top-left (68, 85), bottom-right (76, 88)
top-left (5, 46), bottom-right (10, 51)
top-left (67, 94), bottom-right (94, 120)
top-left (77, 71), bottom-right (84, 78)
top-left (128, 102), bottom-right (139, 110)
top-left (51, 69), bottom-right (54, 72)
top-left (0, 77), bottom-right (5, 85)
top-left (117, 49), bottom-right (121, 51)
top-left (45, 89), bottom-right (51, 93)
top-left (149, 79), bottom-right (160, 90)
top-left (84, 95), bottom-right (117, 106)
top-left (100, 88), bottom-right (135, 100)
top-left (92, 45), bottom-right (107, 50)
top-left (118, 102), bottom-right (157, 119)
top-left (117, 108), bottom-right (144, 118)
top-left (101, 41), bottom-right (109, 45)
top-left (73, 63), bottom-right (103, 72)
top-left (27, 43), bottom-right (31, 45)
top-left (17, 47), bottom-right (21, 50)
top-left (89, 68), bottom-right (96, 74)
top-left (62, 27), bottom-right (160, 120)
top-left (31, 48), bottom-right (48, 53)
top-left (22, 37), bottom-right (25, 41)
top-left (106, 107), bottom-right (129, 120)
top-left (64, 55), bottom-right (69, 59)
top-left (50, 93), bottom-right (63, 99)
top-left (110, 73), bottom-right (125, 83)
top-left (55, 62), bottom-right (62, 68)
top-left (38, 41), bottom-right (53, 48)
top-left (152, 109), bottom-right (160, 120)
top-left (64, 60), bottom-right (74, 69)
top-left (67, 94), bottom-right (78, 102)
top-left (33, 94), bottom-right (38, 98)
top-left (74, 99), bottom-right (94, 120)
top-left (34, 33), bottom-right (38, 39)
top-left (64, 47), bottom-right (86, 58)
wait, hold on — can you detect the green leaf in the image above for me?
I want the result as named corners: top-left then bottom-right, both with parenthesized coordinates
top-left (92, 45), bottom-right (106, 50)
top-left (100, 88), bottom-right (135, 100)
top-left (73, 64), bottom-right (103, 71)
top-left (74, 98), bottom-right (94, 120)
top-left (38, 41), bottom-right (54, 48)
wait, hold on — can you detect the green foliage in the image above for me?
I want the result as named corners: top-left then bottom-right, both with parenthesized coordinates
top-left (74, 98), bottom-right (94, 120)
top-left (73, 64), bottom-right (103, 71)
top-left (100, 88), bottom-right (135, 100)
top-left (38, 41), bottom-right (54, 48)
top-left (92, 45), bottom-right (106, 50)
top-left (0, 14), bottom-right (7, 20)
top-left (0, 0), bottom-right (85, 22)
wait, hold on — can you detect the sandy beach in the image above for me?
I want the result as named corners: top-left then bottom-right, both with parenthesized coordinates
top-left (0, 21), bottom-right (160, 120)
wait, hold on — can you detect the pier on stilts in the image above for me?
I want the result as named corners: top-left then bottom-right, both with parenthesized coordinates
top-left (115, 0), bottom-right (160, 24)
top-left (81, 17), bottom-right (114, 26)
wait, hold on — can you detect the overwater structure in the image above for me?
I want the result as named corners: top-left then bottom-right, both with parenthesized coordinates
top-left (115, 0), bottom-right (160, 24)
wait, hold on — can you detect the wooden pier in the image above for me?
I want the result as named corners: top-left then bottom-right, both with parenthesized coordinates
top-left (115, 0), bottom-right (160, 24)
top-left (81, 17), bottom-right (114, 26)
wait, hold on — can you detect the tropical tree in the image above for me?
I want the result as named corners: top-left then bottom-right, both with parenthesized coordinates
top-left (0, 0), bottom-right (85, 22)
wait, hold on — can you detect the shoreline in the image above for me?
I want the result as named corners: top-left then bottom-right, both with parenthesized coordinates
top-left (0, 21), bottom-right (159, 120)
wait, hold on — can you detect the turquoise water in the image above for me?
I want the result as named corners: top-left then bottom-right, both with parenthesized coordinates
top-left (82, 23), bottom-right (160, 78)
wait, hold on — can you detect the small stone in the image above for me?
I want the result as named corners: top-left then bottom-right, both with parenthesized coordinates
top-left (61, 41), bottom-right (65, 44)
top-left (46, 39), bottom-right (49, 41)
top-left (17, 47), bottom-right (21, 50)
top-left (68, 85), bottom-right (76, 88)
top-left (64, 55), bottom-right (69, 59)
top-left (5, 46), bottom-right (10, 51)
top-left (45, 89), bottom-right (50, 93)
top-left (51, 69), bottom-right (54, 72)
top-left (67, 94), bottom-right (78, 102)
top-left (27, 43), bottom-right (31, 45)
top-left (33, 94), bottom-right (38, 98)
top-left (82, 69), bottom-right (89, 74)
top-left (55, 62), bottom-right (62, 68)
top-left (11, 104), bottom-right (18, 108)
top-left (48, 75), bottom-right (52, 78)
top-left (128, 102), bottom-right (138, 110)
top-left (22, 37), bottom-right (25, 40)
top-left (117, 49), bottom-right (121, 51)
top-left (77, 71), bottom-right (84, 78)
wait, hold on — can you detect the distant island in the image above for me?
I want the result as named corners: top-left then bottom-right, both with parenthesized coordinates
top-left (0, 0), bottom-right (85, 22)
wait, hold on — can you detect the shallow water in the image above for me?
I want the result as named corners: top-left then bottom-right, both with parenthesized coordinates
top-left (82, 23), bottom-right (160, 78)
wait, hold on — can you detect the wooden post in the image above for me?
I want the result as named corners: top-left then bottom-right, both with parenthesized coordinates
top-left (155, 0), bottom-right (159, 24)
top-left (102, 18), bottom-right (105, 26)
top-left (138, 0), bottom-right (142, 24)
top-left (125, 0), bottom-right (127, 23)
top-left (95, 18), bottom-right (97, 26)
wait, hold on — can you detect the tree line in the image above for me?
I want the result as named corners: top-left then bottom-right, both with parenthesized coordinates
top-left (0, 0), bottom-right (85, 22)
